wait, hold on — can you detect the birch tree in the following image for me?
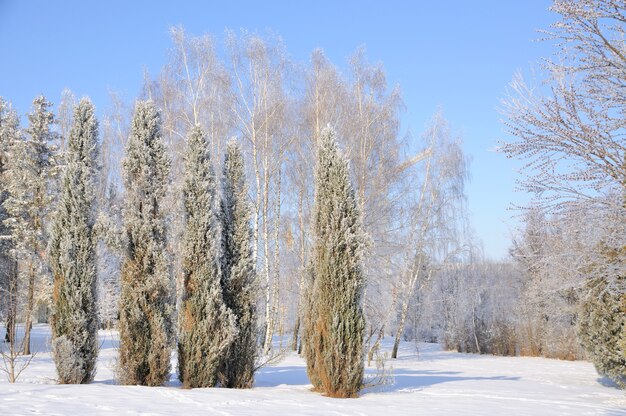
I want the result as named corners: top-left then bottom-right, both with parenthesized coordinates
top-left (57, 89), bottom-right (76, 153)
top-left (227, 31), bottom-right (289, 353)
top-left (95, 92), bottom-right (129, 328)
top-left (501, 0), bottom-right (626, 212)
top-left (96, 183), bottom-right (122, 329)
top-left (391, 113), bottom-right (469, 358)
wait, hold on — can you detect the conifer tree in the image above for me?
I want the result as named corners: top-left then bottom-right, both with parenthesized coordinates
top-left (48, 98), bottom-right (100, 384)
top-left (177, 126), bottom-right (236, 388)
top-left (0, 99), bottom-right (18, 345)
top-left (220, 140), bottom-right (257, 389)
top-left (579, 274), bottom-right (626, 388)
top-left (303, 126), bottom-right (366, 398)
top-left (118, 101), bottom-right (173, 386)
top-left (3, 95), bottom-right (57, 355)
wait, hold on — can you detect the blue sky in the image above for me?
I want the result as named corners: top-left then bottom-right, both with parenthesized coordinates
top-left (0, 0), bottom-right (557, 259)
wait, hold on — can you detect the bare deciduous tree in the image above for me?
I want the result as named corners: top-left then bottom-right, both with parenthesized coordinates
top-left (391, 112), bottom-right (468, 359)
top-left (227, 30), bottom-right (290, 354)
top-left (500, 0), bottom-right (626, 381)
top-left (501, 0), bottom-right (626, 213)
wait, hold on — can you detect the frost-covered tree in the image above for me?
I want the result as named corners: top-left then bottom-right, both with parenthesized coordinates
top-left (48, 98), bottom-right (100, 384)
top-left (578, 248), bottom-right (626, 388)
top-left (0, 99), bottom-right (18, 345)
top-left (507, 208), bottom-right (587, 360)
top-left (501, 0), bottom-right (626, 211)
top-left (177, 126), bottom-right (236, 388)
top-left (303, 126), bottom-right (365, 398)
top-left (143, 29), bottom-right (235, 338)
top-left (220, 140), bottom-right (257, 389)
top-left (578, 240), bottom-right (626, 389)
top-left (391, 113), bottom-right (469, 359)
top-left (3, 95), bottom-right (57, 355)
top-left (95, 94), bottom-right (130, 329)
top-left (96, 183), bottom-right (122, 329)
top-left (118, 101), bottom-right (173, 386)
top-left (500, 0), bottom-right (626, 381)
top-left (226, 32), bottom-right (289, 353)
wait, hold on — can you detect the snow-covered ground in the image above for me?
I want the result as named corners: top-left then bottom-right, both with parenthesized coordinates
top-left (0, 325), bottom-right (624, 415)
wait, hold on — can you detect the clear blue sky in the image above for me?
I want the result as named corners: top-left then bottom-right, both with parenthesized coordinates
top-left (0, 0), bottom-right (557, 259)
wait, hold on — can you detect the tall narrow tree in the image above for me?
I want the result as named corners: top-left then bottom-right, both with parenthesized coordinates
top-left (0, 99), bottom-right (19, 345)
top-left (3, 95), bottom-right (57, 355)
top-left (178, 126), bottom-right (236, 388)
top-left (220, 140), bottom-right (257, 388)
top-left (48, 98), bottom-right (100, 384)
top-left (303, 126), bottom-right (366, 398)
top-left (118, 101), bottom-right (173, 386)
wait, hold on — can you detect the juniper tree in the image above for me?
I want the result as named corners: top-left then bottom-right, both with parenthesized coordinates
top-left (220, 140), bottom-right (257, 389)
top-left (48, 98), bottom-right (100, 384)
top-left (580, 278), bottom-right (626, 387)
top-left (303, 126), bottom-right (366, 398)
top-left (0, 99), bottom-right (18, 345)
top-left (3, 95), bottom-right (57, 355)
top-left (118, 101), bottom-right (173, 386)
top-left (579, 269), bottom-right (626, 388)
top-left (177, 126), bottom-right (236, 388)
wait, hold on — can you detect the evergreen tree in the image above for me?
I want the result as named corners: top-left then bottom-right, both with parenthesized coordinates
top-left (579, 274), bottom-right (626, 388)
top-left (178, 126), bottom-right (236, 388)
top-left (0, 99), bottom-right (19, 344)
top-left (118, 101), bottom-right (173, 386)
top-left (303, 126), bottom-right (366, 398)
top-left (48, 98), bottom-right (100, 384)
top-left (3, 95), bottom-right (57, 355)
top-left (220, 140), bottom-right (257, 389)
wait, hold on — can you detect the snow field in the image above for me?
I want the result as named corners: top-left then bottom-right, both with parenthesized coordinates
top-left (0, 325), bottom-right (624, 416)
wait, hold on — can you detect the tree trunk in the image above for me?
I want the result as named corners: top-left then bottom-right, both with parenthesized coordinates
top-left (392, 265), bottom-right (432, 359)
top-left (472, 298), bottom-right (482, 354)
top-left (291, 315), bottom-right (300, 351)
top-left (269, 168), bottom-right (281, 351)
top-left (392, 300), bottom-right (410, 359)
top-left (22, 264), bottom-right (35, 355)
top-left (252, 133), bottom-right (260, 266)
top-left (262, 135), bottom-right (273, 354)
top-left (4, 262), bottom-right (17, 344)
top-left (368, 325), bottom-right (384, 366)
top-left (292, 189), bottom-right (307, 351)
top-left (4, 314), bottom-right (14, 343)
